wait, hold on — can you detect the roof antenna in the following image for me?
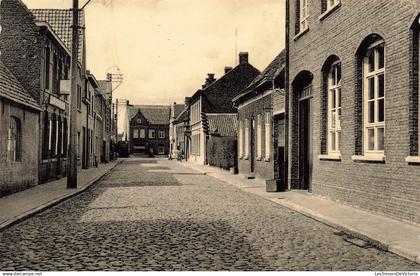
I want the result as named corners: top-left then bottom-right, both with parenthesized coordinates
top-left (235, 27), bottom-right (238, 65)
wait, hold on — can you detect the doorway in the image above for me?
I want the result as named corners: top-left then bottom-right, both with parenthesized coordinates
top-left (298, 97), bottom-right (313, 191)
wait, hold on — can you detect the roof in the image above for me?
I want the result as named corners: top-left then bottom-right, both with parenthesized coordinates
top-left (189, 61), bottom-right (260, 105)
top-left (173, 104), bottom-right (185, 119)
top-left (233, 50), bottom-right (285, 104)
top-left (0, 61), bottom-right (40, 111)
top-left (129, 105), bottom-right (171, 125)
top-left (174, 107), bottom-right (188, 124)
top-left (31, 9), bottom-right (85, 63)
top-left (205, 114), bottom-right (237, 137)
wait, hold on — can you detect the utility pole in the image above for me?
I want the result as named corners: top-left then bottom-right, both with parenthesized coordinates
top-left (67, 0), bottom-right (79, 189)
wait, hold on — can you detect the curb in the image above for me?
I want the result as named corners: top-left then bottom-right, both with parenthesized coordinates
top-left (180, 162), bottom-right (420, 265)
top-left (0, 161), bottom-right (120, 232)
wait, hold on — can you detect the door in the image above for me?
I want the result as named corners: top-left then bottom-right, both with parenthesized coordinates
top-left (250, 117), bottom-right (255, 173)
top-left (299, 98), bottom-right (313, 190)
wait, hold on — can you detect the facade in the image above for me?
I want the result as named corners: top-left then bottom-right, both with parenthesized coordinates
top-left (31, 9), bottom-right (91, 171)
top-left (286, 0), bottom-right (420, 223)
top-left (0, 0), bottom-right (72, 183)
top-left (188, 52), bottom-right (260, 165)
top-left (98, 79), bottom-right (114, 162)
top-left (129, 105), bottom-right (171, 156)
top-left (169, 102), bottom-right (186, 158)
top-left (233, 51), bottom-right (286, 183)
top-left (0, 61), bottom-right (41, 196)
top-left (173, 108), bottom-right (189, 159)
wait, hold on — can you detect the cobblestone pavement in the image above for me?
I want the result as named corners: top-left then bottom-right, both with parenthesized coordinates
top-left (1, 158), bottom-right (420, 271)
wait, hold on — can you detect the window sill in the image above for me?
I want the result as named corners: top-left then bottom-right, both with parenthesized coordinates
top-left (319, 2), bottom-right (341, 21)
top-left (405, 156), bottom-right (420, 164)
top-left (318, 154), bottom-right (341, 161)
top-left (351, 154), bottom-right (385, 163)
top-left (256, 157), bottom-right (262, 161)
top-left (293, 27), bottom-right (309, 41)
top-left (264, 157), bottom-right (270, 162)
top-left (244, 156), bottom-right (249, 160)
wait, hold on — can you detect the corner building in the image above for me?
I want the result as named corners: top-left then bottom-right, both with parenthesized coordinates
top-left (287, 0), bottom-right (420, 224)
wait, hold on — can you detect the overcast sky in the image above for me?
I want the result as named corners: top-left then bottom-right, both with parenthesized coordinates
top-left (25, 0), bottom-right (285, 105)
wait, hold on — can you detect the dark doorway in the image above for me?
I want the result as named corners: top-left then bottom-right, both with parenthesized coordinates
top-left (250, 117), bottom-right (255, 173)
top-left (299, 98), bottom-right (312, 190)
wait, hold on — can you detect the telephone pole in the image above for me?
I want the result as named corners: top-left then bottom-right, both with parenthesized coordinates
top-left (67, 0), bottom-right (79, 188)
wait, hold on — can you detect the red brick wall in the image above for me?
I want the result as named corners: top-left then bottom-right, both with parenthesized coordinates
top-left (0, 99), bottom-right (39, 196)
top-left (288, 0), bottom-right (420, 223)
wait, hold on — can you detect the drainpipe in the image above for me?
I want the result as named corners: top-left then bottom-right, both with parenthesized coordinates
top-left (285, 0), bottom-right (291, 191)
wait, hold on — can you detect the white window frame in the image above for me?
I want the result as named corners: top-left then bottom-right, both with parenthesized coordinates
top-left (133, 128), bottom-right (139, 139)
top-left (363, 40), bottom-right (385, 155)
top-left (265, 112), bottom-right (271, 160)
top-left (299, 0), bottom-right (309, 32)
top-left (149, 129), bottom-right (155, 139)
top-left (158, 130), bottom-right (165, 139)
top-left (244, 119), bottom-right (249, 159)
top-left (139, 128), bottom-right (145, 138)
top-left (158, 146), bottom-right (165, 155)
top-left (238, 120), bottom-right (243, 158)
top-left (327, 61), bottom-right (342, 155)
top-left (326, 0), bottom-right (340, 10)
top-left (257, 114), bottom-right (262, 160)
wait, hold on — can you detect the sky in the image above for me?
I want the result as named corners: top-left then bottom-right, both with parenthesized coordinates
top-left (24, 0), bottom-right (285, 105)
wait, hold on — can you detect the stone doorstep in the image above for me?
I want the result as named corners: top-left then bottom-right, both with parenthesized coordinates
top-left (179, 161), bottom-right (420, 265)
top-left (0, 161), bottom-right (119, 232)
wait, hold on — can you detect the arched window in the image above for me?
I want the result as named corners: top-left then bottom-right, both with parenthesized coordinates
top-left (7, 117), bottom-right (21, 162)
top-left (363, 40), bottom-right (385, 153)
top-left (321, 56), bottom-right (341, 156)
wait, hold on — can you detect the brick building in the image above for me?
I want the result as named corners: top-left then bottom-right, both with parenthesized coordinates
top-left (0, 61), bottom-right (41, 196)
top-left (233, 51), bottom-right (286, 184)
top-left (129, 105), bottom-right (171, 156)
top-left (188, 52), bottom-right (260, 165)
top-left (0, 0), bottom-right (72, 183)
top-left (286, 0), bottom-right (420, 223)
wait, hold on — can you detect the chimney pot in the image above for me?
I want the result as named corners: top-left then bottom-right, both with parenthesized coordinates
top-left (224, 66), bottom-right (233, 74)
top-left (239, 52), bottom-right (249, 64)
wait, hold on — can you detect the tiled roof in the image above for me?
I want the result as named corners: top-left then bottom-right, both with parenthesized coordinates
top-left (0, 61), bottom-right (40, 111)
top-left (233, 50), bottom-right (285, 104)
top-left (173, 104), bottom-right (184, 118)
top-left (206, 114), bottom-right (237, 137)
top-left (31, 9), bottom-right (85, 63)
top-left (129, 105), bottom-right (171, 125)
top-left (248, 50), bottom-right (285, 87)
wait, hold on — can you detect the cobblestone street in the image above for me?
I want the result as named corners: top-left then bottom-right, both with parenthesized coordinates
top-left (1, 158), bottom-right (419, 271)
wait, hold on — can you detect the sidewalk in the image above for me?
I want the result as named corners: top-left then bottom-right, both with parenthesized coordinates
top-left (180, 161), bottom-right (420, 264)
top-left (0, 161), bottom-right (119, 231)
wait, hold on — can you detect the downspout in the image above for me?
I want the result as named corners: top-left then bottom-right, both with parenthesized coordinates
top-left (285, 0), bottom-right (291, 191)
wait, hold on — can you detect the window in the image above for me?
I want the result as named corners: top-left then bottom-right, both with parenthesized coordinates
top-left (136, 118), bottom-right (142, 124)
top-left (364, 41), bottom-right (385, 153)
top-left (321, 0), bottom-right (340, 14)
top-left (328, 62), bottom-right (342, 154)
top-left (140, 128), bottom-right (145, 138)
top-left (77, 132), bottom-right (81, 159)
top-left (238, 120), bottom-right (243, 158)
top-left (265, 112), bottom-right (271, 159)
top-left (7, 117), bottom-right (21, 162)
top-left (257, 115), bottom-right (262, 159)
top-left (299, 0), bottom-right (309, 33)
top-left (45, 47), bottom-right (50, 90)
top-left (77, 85), bottom-right (82, 110)
top-left (158, 130), bottom-right (165, 139)
top-left (149, 129), bottom-right (155, 139)
top-left (244, 119), bottom-right (249, 158)
top-left (191, 100), bottom-right (201, 125)
top-left (158, 146), bottom-right (165, 155)
top-left (133, 128), bottom-right (139, 139)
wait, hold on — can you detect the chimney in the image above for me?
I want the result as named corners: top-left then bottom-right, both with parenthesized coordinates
top-left (224, 66), bottom-right (233, 74)
top-left (205, 73), bottom-right (216, 87)
top-left (239, 52), bottom-right (249, 64)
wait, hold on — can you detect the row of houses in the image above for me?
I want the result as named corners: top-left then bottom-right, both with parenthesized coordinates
top-left (169, 1), bottom-right (420, 225)
top-left (0, 0), bottom-right (116, 196)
